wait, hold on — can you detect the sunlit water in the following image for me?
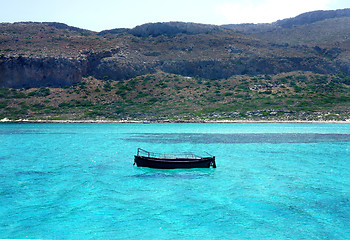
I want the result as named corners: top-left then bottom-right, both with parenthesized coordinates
top-left (0, 123), bottom-right (349, 239)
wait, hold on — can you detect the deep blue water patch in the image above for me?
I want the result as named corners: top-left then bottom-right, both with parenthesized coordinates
top-left (125, 133), bottom-right (350, 144)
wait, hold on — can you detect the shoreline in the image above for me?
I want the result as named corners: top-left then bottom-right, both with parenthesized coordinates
top-left (1, 118), bottom-right (349, 124)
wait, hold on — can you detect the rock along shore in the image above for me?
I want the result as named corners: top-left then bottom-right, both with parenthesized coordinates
top-left (1, 118), bottom-right (349, 124)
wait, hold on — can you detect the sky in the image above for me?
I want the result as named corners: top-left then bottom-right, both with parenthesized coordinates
top-left (0, 0), bottom-right (349, 31)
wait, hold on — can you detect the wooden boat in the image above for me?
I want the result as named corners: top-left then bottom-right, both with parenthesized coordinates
top-left (134, 148), bottom-right (216, 169)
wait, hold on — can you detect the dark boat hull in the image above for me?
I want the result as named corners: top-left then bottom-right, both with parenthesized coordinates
top-left (134, 155), bottom-right (216, 169)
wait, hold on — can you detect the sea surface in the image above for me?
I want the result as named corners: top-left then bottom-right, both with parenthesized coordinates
top-left (0, 123), bottom-right (349, 239)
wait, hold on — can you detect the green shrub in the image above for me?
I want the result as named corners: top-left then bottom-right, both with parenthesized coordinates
top-left (0, 87), bottom-right (11, 98)
top-left (295, 75), bottom-right (307, 82)
top-left (59, 102), bottom-right (75, 108)
top-left (116, 90), bottom-right (126, 97)
top-left (12, 92), bottom-right (27, 98)
top-left (30, 103), bottom-right (46, 110)
top-left (0, 101), bottom-right (8, 109)
top-left (265, 75), bottom-right (272, 80)
top-left (147, 98), bottom-right (158, 104)
top-left (28, 87), bottom-right (51, 97)
top-left (75, 100), bottom-right (93, 107)
top-left (293, 86), bottom-right (302, 93)
top-left (136, 92), bottom-right (149, 98)
top-left (103, 81), bottom-right (113, 92)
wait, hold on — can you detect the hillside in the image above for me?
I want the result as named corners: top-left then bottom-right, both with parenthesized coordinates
top-left (0, 9), bottom-right (350, 121)
top-left (1, 15), bottom-right (350, 88)
top-left (1, 71), bottom-right (349, 121)
top-left (222, 8), bottom-right (350, 47)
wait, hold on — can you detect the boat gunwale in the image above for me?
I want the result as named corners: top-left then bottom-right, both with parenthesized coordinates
top-left (136, 148), bottom-right (213, 160)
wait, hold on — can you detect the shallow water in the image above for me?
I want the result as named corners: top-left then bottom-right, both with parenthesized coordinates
top-left (0, 123), bottom-right (349, 239)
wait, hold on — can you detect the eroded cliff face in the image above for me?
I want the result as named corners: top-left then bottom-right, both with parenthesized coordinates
top-left (0, 56), bottom-right (86, 88)
top-left (0, 53), bottom-right (340, 88)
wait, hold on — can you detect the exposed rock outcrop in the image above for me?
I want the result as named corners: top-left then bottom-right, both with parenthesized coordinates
top-left (0, 55), bottom-right (86, 88)
top-left (0, 52), bottom-right (341, 87)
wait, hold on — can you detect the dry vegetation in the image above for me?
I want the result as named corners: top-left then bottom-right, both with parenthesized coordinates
top-left (1, 71), bottom-right (349, 121)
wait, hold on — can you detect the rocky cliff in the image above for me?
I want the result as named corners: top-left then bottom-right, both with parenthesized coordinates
top-left (1, 9), bottom-right (350, 88)
top-left (0, 55), bottom-right (85, 88)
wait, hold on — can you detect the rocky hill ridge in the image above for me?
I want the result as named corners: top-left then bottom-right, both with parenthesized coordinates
top-left (1, 9), bottom-right (350, 88)
top-left (99, 21), bottom-right (224, 37)
top-left (276, 8), bottom-right (350, 27)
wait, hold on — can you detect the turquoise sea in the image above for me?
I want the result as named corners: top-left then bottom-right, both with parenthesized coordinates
top-left (0, 123), bottom-right (349, 239)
